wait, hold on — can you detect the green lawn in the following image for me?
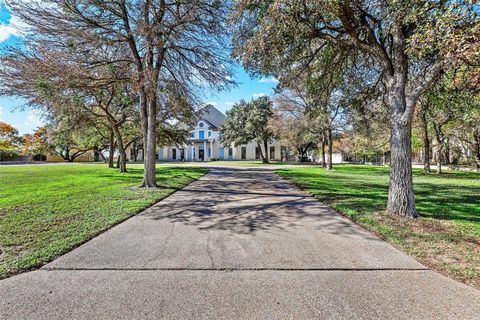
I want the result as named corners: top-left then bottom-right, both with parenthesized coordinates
top-left (275, 165), bottom-right (480, 287)
top-left (0, 163), bottom-right (206, 279)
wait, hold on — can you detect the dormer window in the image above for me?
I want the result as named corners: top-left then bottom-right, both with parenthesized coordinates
top-left (198, 122), bottom-right (204, 128)
top-left (208, 131), bottom-right (212, 138)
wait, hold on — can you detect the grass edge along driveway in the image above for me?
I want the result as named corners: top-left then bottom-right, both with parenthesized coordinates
top-left (0, 163), bottom-right (207, 279)
top-left (275, 164), bottom-right (480, 289)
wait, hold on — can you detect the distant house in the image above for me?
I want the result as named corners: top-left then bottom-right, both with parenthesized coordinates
top-left (126, 105), bottom-right (283, 162)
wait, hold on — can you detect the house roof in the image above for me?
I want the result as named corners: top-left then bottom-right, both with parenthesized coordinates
top-left (200, 104), bottom-right (226, 129)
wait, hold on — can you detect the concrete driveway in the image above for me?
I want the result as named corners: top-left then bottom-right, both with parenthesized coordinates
top-left (1, 167), bottom-right (479, 319)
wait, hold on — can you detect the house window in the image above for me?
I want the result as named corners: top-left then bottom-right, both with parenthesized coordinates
top-left (228, 148), bottom-right (233, 158)
top-left (208, 130), bottom-right (212, 138)
top-left (255, 147), bottom-right (261, 160)
top-left (199, 122), bottom-right (204, 128)
top-left (208, 148), bottom-right (211, 157)
top-left (270, 146), bottom-right (275, 159)
top-left (199, 130), bottom-right (205, 140)
top-left (172, 149), bottom-right (177, 160)
top-left (190, 131), bottom-right (195, 138)
top-left (241, 146), bottom-right (246, 160)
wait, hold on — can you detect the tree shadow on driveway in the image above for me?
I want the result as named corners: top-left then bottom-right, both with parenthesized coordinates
top-left (141, 167), bottom-right (380, 241)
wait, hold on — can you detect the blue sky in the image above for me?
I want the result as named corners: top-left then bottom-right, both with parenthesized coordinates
top-left (0, 3), bottom-right (277, 134)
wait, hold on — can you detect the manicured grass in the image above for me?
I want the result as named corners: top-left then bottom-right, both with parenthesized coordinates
top-left (275, 165), bottom-right (480, 287)
top-left (0, 163), bottom-right (206, 279)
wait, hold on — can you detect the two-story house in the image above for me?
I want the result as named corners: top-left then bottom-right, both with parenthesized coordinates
top-left (126, 105), bottom-right (282, 162)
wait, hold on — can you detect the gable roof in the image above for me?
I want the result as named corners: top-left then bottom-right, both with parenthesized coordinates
top-left (200, 105), bottom-right (226, 129)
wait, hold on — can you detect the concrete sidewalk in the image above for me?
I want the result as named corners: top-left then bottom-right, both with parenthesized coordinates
top-left (1, 167), bottom-right (479, 319)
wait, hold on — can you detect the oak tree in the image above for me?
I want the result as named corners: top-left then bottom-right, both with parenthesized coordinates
top-left (231, 0), bottom-right (479, 217)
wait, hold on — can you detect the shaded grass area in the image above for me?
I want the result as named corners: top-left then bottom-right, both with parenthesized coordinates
top-left (275, 165), bottom-right (480, 287)
top-left (0, 163), bottom-right (206, 279)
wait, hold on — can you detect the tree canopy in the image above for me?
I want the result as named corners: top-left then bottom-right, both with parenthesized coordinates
top-left (220, 96), bottom-right (275, 163)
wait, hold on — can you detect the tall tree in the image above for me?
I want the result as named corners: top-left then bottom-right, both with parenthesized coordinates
top-left (422, 78), bottom-right (471, 174)
top-left (231, 1), bottom-right (479, 218)
top-left (220, 97), bottom-right (275, 163)
top-left (0, 49), bottom-right (136, 172)
top-left (21, 127), bottom-right (50, 157)
top-left (44, 117), bottom-right (96, 162)
top-left (6, 0), bottom-right (234, 187)
top-left (271, 92), bottom-right (320, 163)
top-left (0, 121), bottom-right (21, 154)
top-left (416, 102), bottom-right (431, 173)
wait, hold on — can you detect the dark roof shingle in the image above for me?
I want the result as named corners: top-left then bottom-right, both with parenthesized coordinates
top-left (200, 105), bottom-right (226, 129)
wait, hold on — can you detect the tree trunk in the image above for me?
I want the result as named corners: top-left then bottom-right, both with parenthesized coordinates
top-left (436, 145), bottom-right (443, 174)
top-left (387, 119), bottom-right (417, 218)
top-left (386, 81), bottom-right (418, 218)
top-left (321, 133), bottom-right (326, 168)
top-left (444, 138), bottom-right (450, 165)
top-left (111, 123), bottom-right (127, 173)
top-left (434, 126), bottom-right (443, 174)
top-left (256, 141), bottom-right (267, 163)
top-left (263, 138), bottom-right (269, 164)
top-left (326, 127), bottom-right (333, 170)
top-left (420, 108), bottom-right (431, 173)
top-left (474, 132), bottom-right (480, 170)
top-left (108, 131), bottom-right (115, 168)
top-left (60, 148), bottom-right (70, 162)
top-left (142, 97), bottom-right (158, 187)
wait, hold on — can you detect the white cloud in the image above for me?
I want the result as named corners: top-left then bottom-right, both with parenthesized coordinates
top-left (252, 92), bottom-right (266, 98)
top-left (225, 101), bottom-right (235, 106)
top-left (0, 106), bottom-right (4, 121)
top-left (206, 101), bottom-right (219, 106)
top-left (0, 23), bottom-right (20, 42)
top-left (0, 12), bottom-right (28, 43)
top-left (259, 77), bottom-right (279, 84)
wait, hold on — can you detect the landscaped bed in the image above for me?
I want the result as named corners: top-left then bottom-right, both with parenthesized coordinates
top-left (0, 163), bottom-right (207, 279)
top-left (275, 164), bottom-right (480, 288)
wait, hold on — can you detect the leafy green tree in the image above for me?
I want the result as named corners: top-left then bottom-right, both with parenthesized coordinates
top-left (422, 76), bottom-right (472, 174)
top-left (5, 0), bottom-right (234, 187)
top-left (220, 96), bottom-right (275, 163)
top-left (231, 1), bottom-right (479, 218)
top-left (44, 111), bottom-right (98, 162)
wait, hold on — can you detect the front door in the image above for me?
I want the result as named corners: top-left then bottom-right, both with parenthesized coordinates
top-left (199, 149), bottom-right (205, 161)
top-left (219, 147), bottom-right (224, 160)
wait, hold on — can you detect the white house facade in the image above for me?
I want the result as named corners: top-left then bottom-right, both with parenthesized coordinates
top-left (126, 105), bottom-right (283, 162)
